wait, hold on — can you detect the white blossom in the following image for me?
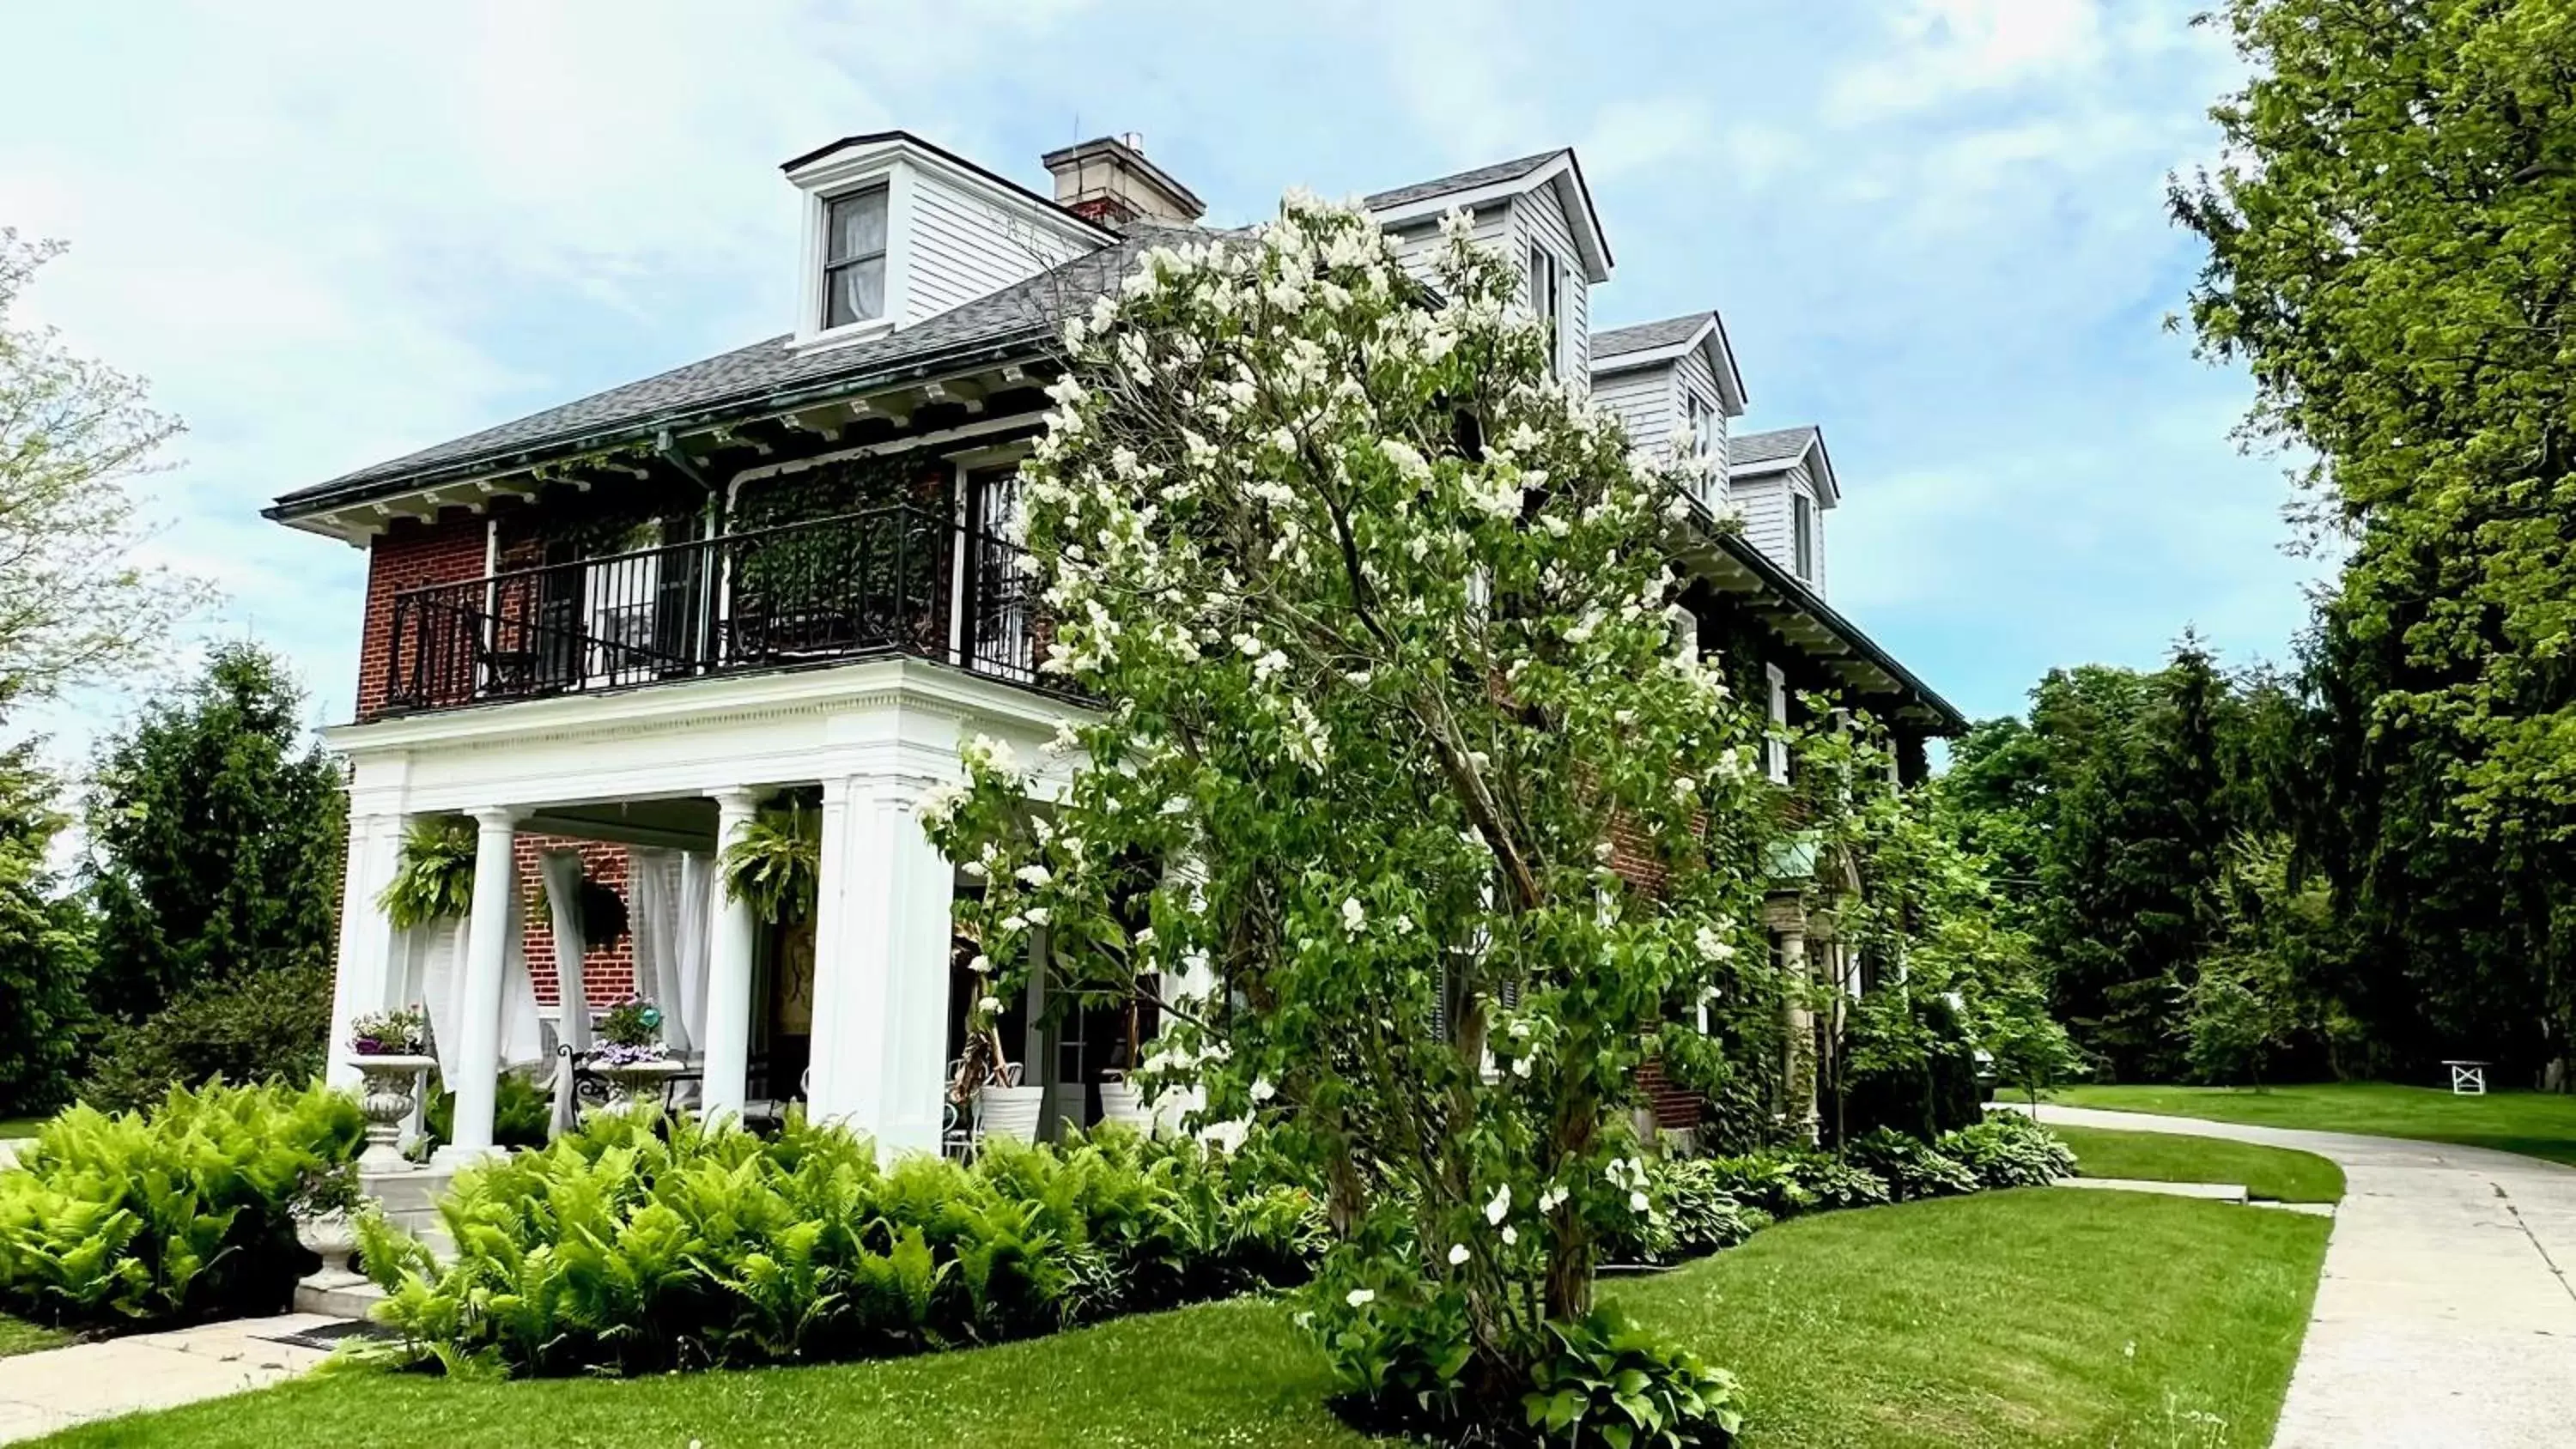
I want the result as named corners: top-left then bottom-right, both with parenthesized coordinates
top-left (1346, 1288), bottom-right (1376, 1308)
top-left (1447, 1243), bottom-right (1470, 1266)
top-left (1485, 1183), bottom-right (1512, 1226)
top-left (1341, 898), bottom-right (1367, 936)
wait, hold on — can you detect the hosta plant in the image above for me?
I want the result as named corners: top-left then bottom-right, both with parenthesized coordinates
top-left (1523, 1309), bottom-right (1742, 1447)
top-left (1939, 1113), bottom-right (2075, 1190)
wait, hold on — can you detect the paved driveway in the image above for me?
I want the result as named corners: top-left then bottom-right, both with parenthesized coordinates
top-left (2035, 1103), bottom-right (2576, 1448)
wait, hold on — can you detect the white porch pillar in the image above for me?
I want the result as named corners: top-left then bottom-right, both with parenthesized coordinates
top-left (806, 773), bottom-right (957, 1157)
top-left (435, 806), bottom-right (520, 1167)
top-left (699, 789), bottom-right (762, 1124)
top-left (325, 812), bottom-right (409, 1090)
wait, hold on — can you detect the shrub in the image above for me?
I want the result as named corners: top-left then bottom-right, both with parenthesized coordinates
top-left (1939, 1113), bottom-right (2075, 1190)
top-left (80, 961), bottom-right (331, 1113)
top-left (1839, 1129), bottom-right (1981, 1202)
top-left (1598, 1158), bottom-right (1765, 1267)
top-left (1693, 1154), bottom-right (1819, 1219)
top-left (0, 1080), bottom-right (361, 1325)
top-left (421, 1072), bottom-right (551, 1153)
top-left (1524, 1310), bottom-right (1743, 1447)
top-left (357, 1112), bottom-right (1319, 1377)
top-left (1777, 1151), bottom-right (1892, 1211)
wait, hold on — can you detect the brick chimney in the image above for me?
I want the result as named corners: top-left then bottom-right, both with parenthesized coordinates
top-left (1040, 133), bottom-right (1204, 229)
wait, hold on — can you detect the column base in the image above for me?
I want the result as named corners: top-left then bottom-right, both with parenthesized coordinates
top-left (428, 1143), bottom-right (505, 1172)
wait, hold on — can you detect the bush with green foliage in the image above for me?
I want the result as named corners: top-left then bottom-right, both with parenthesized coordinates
top-left (0, 1080), bottom-right (361, 1325)
top-left (0, 723), bottom-right (90, 1117)
top-left (80, 961), bottom-right (331, 1113)
top-left (1839, 1128), bottom-right (1982, 1202)
top-left (1938, 1113), bottom-right (2076, 1191)
top-left (355, 1112), bottom-right (1320, 1377)
top-left (1596, 1158), bottom-right (1766, 1268)
top-left (421, 1073), bottom-right (550, 1153)
top-left (1523, 1309), bottom-right (1742, 1447)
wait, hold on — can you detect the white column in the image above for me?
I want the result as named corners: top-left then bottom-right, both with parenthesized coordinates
top-left (806, 773), bottom-right (957, 1157)
top-left (435, 806), bottom-right (520, 1167)
top-left (325, 812), bottom-right (409, 1090)
top-left (699, 788), bottom-right (762, 1124)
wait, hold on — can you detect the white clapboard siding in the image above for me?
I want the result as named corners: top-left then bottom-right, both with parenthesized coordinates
top-left (901, 170), bottom-right (1091, 326)
top-left (1510, 185), bottom-right (1590, 383)
top-left (1591, 363), bottom-right (1674, 453)
top-left (1728, 461), bottom-right (1826, 596)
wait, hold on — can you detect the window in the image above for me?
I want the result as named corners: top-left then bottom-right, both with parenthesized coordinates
top-left (823, 186), bottom-right (890, 330)
top-left (1792, 493), bottom-right (1815, 579)
top-left (1686, 392), bottom-right (1715, 460)
top-left (1526, 243), bottom-right (1562, 378)
top-left (1765, 663), bottom-right (1790, 785)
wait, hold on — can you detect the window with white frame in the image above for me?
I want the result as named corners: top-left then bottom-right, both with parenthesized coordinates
top-left (1526, 243), bottom-right (1563, 378)
top-left (1792, 493), bottom-right (1816, 581)
top-left (1765, 663), bottom-right (1790, 785)
top-left (822, 186), bottom-right (890, 330)
top-left (1686, 391), bottom-right (1715, 461)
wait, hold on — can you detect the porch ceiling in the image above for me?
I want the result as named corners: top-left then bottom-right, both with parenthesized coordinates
top-left (519, 797), bottom-right (722, 852)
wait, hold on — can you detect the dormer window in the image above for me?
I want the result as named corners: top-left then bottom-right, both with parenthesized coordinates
top-left (1686, 392), bottom-right (1714, 459)
top-left (823, 186), bottom-right (890, 329)
top-left (1528, 244), bottom-right (1564, 377)
top-left (1793, 494), bottom-right (1816, 580)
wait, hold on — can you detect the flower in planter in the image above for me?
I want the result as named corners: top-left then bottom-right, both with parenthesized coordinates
top-left (349, 1005), bottom-right (429, 1056)
top-left (595, 995), bottom-right (665, 1052)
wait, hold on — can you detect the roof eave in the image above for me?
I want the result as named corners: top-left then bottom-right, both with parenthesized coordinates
top-left (1699, 524), bottom-right (1965, 733)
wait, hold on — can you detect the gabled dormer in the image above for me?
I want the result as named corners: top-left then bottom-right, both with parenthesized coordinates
top-left (1367, 149), bottom-right (1613, 385)
top-left (1589, 310), bottom-right (1749, 512)
top-left (1728, 427), bottom-right (1838, 596)
top-left (779, 130), bottom-right (1117, 350)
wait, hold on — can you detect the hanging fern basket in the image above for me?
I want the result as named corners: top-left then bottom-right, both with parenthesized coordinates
top-left (721, 805), bottom-right (821, 925)
top-left (379, 816), bottom-right (478, 930)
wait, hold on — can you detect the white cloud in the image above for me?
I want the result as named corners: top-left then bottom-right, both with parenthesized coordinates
top-left (1831, 0), bottom-right (2109, 120)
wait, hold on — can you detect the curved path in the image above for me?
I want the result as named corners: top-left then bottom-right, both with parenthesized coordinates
top-left (2034, 1103), bottom-right (2576, 1448)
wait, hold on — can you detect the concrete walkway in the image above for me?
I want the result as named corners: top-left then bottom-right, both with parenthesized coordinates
top-left (0, 1314), bottom-right (338, 1444)
top-left (2035, 1103), bottom-right (2576, 1448)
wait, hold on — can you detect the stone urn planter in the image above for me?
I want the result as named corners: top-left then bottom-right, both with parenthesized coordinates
top-left (976, 1083), bottom-right (1045, 1145)
top-left (593, 1058), bottom-right (685, 1111)
top-left (1096, 1075), bottom-right (1155, 1133)
top-left (351, 1052), bottom-right (435, 1173)
top-left (295, 1210), bottom-right (360, 1277)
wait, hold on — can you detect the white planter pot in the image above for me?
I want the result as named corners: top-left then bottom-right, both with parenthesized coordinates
top-left (1096, 1080), bottom-right (1155, 1133)
top-left (595, 1058), bottom-right (685, 1111)
top-left (351, 1053), bottom-right (436, 1173)
top-left (976, 1084), bottom-right (1045, 1145)
top-left (295, 1210), bottom-right (359, 1276)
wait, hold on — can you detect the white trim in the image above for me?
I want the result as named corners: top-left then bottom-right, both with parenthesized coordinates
top-left (1765, 663), bottom-right (1790, 786)
top-left (726, 410), bottom-right (1039, 496)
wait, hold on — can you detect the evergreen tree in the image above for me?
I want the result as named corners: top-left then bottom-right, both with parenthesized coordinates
top-left (83, 644), bottom-right (344, 1022)
top-left (0, 701), bottom-right (90, 1114)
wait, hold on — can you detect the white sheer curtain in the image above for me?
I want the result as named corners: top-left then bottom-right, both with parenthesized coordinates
top-left (413, 919), bottom-right (465, 1082)
top-left (677, 851), bottom-right (715, 1051)
top-left (538, 850), bottom-right (593, 1138)
top-left (499, 882), bottom-right (546, 1068)
top-left (626, 848), bottom-right (692, 1055)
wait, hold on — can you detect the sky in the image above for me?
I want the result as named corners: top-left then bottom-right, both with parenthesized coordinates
top-left (0, 0), bottom-right (2331, 756)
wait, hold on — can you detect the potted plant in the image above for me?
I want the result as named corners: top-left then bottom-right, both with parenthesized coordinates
top-left (291, 1163), bottom-right (364, 1278)
top-left (348, 1006), bottom-right (437, 1172)
top-left (589, 995), bottom-right (682, 1108)
top-left (952, 1022), bottom-right (1041, 1145)
top-left (379, 817), bottom-right (477, 928)
top-left (720, 803), bottom-right (821, 924)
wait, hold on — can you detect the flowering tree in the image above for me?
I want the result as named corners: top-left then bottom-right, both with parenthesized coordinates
top-left (917, 194), bottom-right (1781, 1422)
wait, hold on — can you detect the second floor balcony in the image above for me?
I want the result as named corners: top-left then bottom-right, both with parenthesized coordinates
top-left (383, 503), bottom-right (1048, 715)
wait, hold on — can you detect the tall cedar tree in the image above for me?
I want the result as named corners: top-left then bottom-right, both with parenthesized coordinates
top-left (2176, 0), bottom-right (2576, 1074)
top-left (0, 703), bottom-right (91, 1113)
top-left (83, 644), bottom-right (344, 1021)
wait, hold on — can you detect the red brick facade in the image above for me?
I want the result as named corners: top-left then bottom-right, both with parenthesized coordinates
top-left (517, 836), bottom-right (639, 1009)
top-left (355, 512), bottom-right (487, 721)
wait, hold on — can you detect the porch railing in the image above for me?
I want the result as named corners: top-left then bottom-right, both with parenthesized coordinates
top-left (383, 504), bottom-right (1049, 714)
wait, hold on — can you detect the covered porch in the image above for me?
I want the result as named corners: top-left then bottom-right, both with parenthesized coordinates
top-left (325, 658), bottom-right (1098, 1163)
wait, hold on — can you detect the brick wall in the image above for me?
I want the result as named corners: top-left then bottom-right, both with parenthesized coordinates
top-left (355, 512), bottom-right (488, 721)
top-left (518, 836), bottom-right (638, 1009)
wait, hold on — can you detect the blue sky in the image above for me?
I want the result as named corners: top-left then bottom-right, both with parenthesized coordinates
top-left (0, 0), bottom-right (2326, 750)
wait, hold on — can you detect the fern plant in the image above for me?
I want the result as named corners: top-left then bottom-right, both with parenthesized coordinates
top-left (721, 804), bottom-right (819, 924)
top-left (380, 816), bottom-right (477, 929)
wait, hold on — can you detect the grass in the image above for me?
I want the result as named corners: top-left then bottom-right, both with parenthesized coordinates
top-left (2044, 1081), bottom-right (2576, 1167)
top-left (0, 1116), bottom-right (45, 1140)
top-left (22, 1188), bottom-right (2327, 1449)
top-left (0, 1313), bottom-right (72, 1359)
top-left (2048, 1125), bottom-right (2344, 1204)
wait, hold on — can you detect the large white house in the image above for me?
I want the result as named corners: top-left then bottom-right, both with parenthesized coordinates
top-left (269, 130), bottom-right (1961, 1164)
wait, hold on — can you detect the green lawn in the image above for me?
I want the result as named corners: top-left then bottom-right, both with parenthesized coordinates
top-left (2046, 1081), bottom-right (2576, 1167)
top-left (2048, 1125), bottom-right (2344, 1204)
top-left (0, 1116), bottom-right (45, 1140)
top-left (0, 1313), bottom-right (71, 1359)
top-left (26, 1188), bottom-right (2326, 1449)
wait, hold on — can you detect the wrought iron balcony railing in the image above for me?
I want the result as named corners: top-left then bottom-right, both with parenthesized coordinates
top-left (383, 504), bottom-right (1048, 715)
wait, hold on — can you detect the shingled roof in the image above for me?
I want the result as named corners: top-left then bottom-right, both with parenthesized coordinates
top-left (1592, 312), bottom-right (1715, 359)
top-left (1362, 149), bottom-right (1564, 211)
top-left (268, 228), bottom-right (1188, 518)
top-left (1728, 426), bottom-right (1820, 469)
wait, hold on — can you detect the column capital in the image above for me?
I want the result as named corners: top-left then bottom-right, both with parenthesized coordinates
top-left (709, 787), bottom-right (766, 818)
top-left (468, 804), bottom-right (525, 830)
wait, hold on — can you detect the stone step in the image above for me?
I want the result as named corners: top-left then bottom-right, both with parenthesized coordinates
top-left (292, 1271), bottom-right (383, 1320)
